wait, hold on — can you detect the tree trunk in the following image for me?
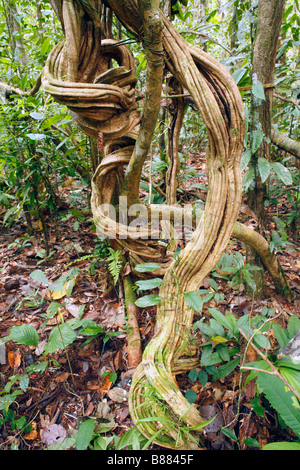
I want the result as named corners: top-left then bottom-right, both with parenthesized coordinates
top-left (249, 0), bottom-right (285, 224)
top-left (247, 0), bottom-right (286, 298)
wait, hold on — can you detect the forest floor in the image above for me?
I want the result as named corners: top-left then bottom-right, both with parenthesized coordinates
top-left (0, 149), bottom-right (299, 451)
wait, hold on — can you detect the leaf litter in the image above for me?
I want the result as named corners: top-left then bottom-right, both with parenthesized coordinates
top-left (0, 169), bottom-right (299, 451)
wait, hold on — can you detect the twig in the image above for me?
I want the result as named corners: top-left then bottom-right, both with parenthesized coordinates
top-left (273, 92), bottom-right (300, 111)
top-left (239, 327), bottom-right (300, 401)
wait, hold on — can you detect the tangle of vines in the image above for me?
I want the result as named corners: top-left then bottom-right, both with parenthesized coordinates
top-left (42, 0), bottom-right (245, 449)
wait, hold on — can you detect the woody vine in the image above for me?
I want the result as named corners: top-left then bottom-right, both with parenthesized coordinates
top-left (31, 0), bottom-right (292, 449)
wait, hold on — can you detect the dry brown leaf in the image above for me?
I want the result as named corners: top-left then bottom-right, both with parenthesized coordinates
top-left (41, 424), bottom-right (67, 446)
top-left (53, 372), bottom-right (69, 383)
top-left (107, 387), bottom-right (128, 403)
top-left (24, 421), bottom-right (38, 440)
top-left (8, 350), bottom-right (21, 369)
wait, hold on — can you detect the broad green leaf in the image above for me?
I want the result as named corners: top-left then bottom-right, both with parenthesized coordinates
top-left (242, 166), bottom-right (255, 191)
top-left (257, 373), bottom-right (300, 437)
top-left (213, 357), bottom-right (240, 380)
top-left (116, 427), bottom-right (143, 450)
top-left (243, 438), bottom-right (261, 448)
top-left (221, 428), bottom-right (238, 441)
top-left (76, 419), bottom-right (95, 450)
top-left (40, 37), bottom-right (51, 55)
top-left (19, 374), bottom-right (29, 392)
top-left (188, 369), bottom-right (198, 382)
top-left (3, 324), bottom-right (40, 347)
top-left (135, 278), bottom-right (163, 291)
top-left (252, 81), bottom-right (265, 100)
top-left (198, 370), bottom-right (208, 387)
top-left (184, 291), bottom-right (203, 313)
top-left (46, 437), bottom-right (76, 450)
top-left (185, 389), bottom-right (197, 404)
top-left (44, 324), bottom-right (77, 354)
top-left (135, 294), bottom-right (162, 308)
top-left (232, 67), bottom-right (247, 85)
top-left (288, 315), bottom-right (300, 337)
top-left (279, 367), bottom-right (300, 395)
top-left (262, 441), bottom-right (300, 451)
top-left (241, 149), bottom-right (252, 171)
top-left (134, 263), bottom-right (162, 273)
top-left (78, 320), bottom-right (105, 336)
top-left (30, 269), bottom-right (49, 285)
top-left (201, 351), bottom-right (222, 367)
top-left (208, 308), bottom-right (234, 333)
top-left (271, 162), bottom-right (293, 186)
top-left (251, 130), bottom-right (264, 154)
top-left (258, 157), bottom-right (271, 182)
top-left (272, 323), bottom-right (290, 349)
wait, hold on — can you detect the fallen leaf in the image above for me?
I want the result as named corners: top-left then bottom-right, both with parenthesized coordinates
top-left (107, 387), bottom-right (128, 403)
top-left (53, 372), bottom-right (69, 383)
top-left (41, 424), bottom-right (67, 446)
top-left (24, 421), bottom-right (38, 440)
top-left (8, 350), bottom-right (21, 369)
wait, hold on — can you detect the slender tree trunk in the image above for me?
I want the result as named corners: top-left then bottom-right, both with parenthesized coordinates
top-left (249, 0), bottom-right (285, 224)
top-left (247, 0), bottom-right (286, 298)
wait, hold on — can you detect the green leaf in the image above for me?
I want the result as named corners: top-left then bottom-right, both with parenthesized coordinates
top-left (116, 427), bottom-right (143, 450)
top-left (134, 263), bottom-right (162, 273)
top-left (213, 357), bottom-right (240, 380)
top-left (241, 150), bottom-right (252, 171)
top-left (258, 157), bottom-right (271, 182)
top-left (271, 162), bottom-right (293, 186)
top-left (257, 373), bottom-right (300, 437)
top-left (232, 67), bottom-right (247, 85)
top-left (135, 278), bottom-right (163, 291)
top-left (46, 437), bottom-right (76, 450)
top-left (188, 369), bottom-right (198, 382)
top-left (242, 166), bottom-right (255, 191)
top-left (44, 324), bottom-right (77, 354)
top-left (40, 37), bottom-right (51, 55)
top-left (135, 294), bottom-right (162, 308)
top-left (251, 129), bottom-right (264, 154)
top-left (208, 308), bottom-right (234, 333)
top-left (243, 438), bottom-right (261, 448)
top-left (19, 374), bottom-right (29, 392)
top-left (201, 351), bottom-right (222, 366)
top-left (288, 315), bottom-right (300, 337)
top-left (273, 323), bottom-right (290, 349)
top-left (185, 389), bottom-right (197, 404)
top-left (184, 291), bottom-right (203, 313)
top-left (262, 441), bottom-right (300, 451)
top-left (252, 81), bottom-right (265, 100)
top-left (198, 370), bottom-right (208, 387)
top-left (279, 367), bottom-right (300, 395)
top-left (76, 419), bottom-right (95, 450)
top-left (30, 269), bottom-right (49, 285)
top-left (3, 324), bottom-right (40, 347)
top-left (221, 427), bottom-right (238, 441)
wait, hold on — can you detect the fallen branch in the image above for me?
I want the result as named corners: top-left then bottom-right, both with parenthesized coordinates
top-left (271, 128), bottom-right (300, 160)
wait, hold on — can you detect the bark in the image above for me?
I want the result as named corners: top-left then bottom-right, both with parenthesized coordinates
top-left (247, 0), bottom-right (286, 298)
top-left (165, 77), bottom-right (186, 205)
top-left (121, 0), bottom-right (164, 206)
top-left (44, 0), bottom-right (245, 449)
top-left (271, 128), bottom-right (300, 160)
top-left (123, 275), bottom-right (143, 370)
top-left (250, 0), bottom-right (286, 224)
top-left (234, 222), bottom-right (293, 301)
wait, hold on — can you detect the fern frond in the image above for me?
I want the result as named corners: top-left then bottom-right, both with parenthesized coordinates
top-left (106, 248), bottom-right (123, 285)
